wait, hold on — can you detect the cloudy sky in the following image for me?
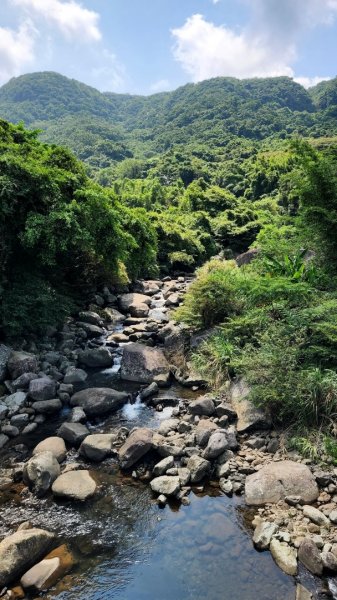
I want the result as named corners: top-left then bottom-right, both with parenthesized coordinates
top-left (0, 0), bottom-right (336, 94)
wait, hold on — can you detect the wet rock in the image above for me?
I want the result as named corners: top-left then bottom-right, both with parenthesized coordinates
top-left (2, 391), bottom-right (27, 415)
top-left (70, 387), bottom-right (129, 417)
top-left (186, 455), bottom-right (211, 483)
top-left (108, 332), bottom-right (129, 343)
top-left (253, 521), bottom-right (278, 550)
top-left (79, 434), bottom-right (117, 461)
top-left (245, 461), bottom-right (319, 506)
top-left (219, 479), bottom-right (233, 495)
top-left (195, 420), bottom-right (218, 447)
top-left (230, 379), bottom-right (271, 433)
top-left (23, 451), bottom-right (60, 497)
top-left (120, 343), bottom-right (170, 384)
top-left (188, 396), bottom-right (215, 416)
top-left (139, 382), bottom-right (159, 401)
top-left (321, 551), bottom-right (337, 572)
top-left (8, 352), bottom-right (38, 380)
top-left (63, 368), bottom-right (87, 384)
top-left (20, 544), bottom-right (74, 592)
top-left (203, 431), bottom-right (229, 459)
top-left (303, 505), bottom-right (330, 528)
top-left (298, 538), bottom-right (323, 575)
top-left (10, 413), bottom-right (29, 428)
top-left (78, 347), bottom-right (113, 368)
top-left (153, 456), bottom-right (174, 476)
top-left (0, 403), bottom-right (8, 419)
top-left (269, 539), bottom-right (297, 576)
top-left (32, 399), bottom-right (62, 414)
top-left (0, 344), bottom-right (11, 382)
top-left (69, 406), bottom-right (86, 423)
top-left (150, 475), bottom-right (180, 496)
top-left (29, 377), bottom-right (56, 401)
top-left (77, 322), bottom-right (104, 338)
top-left (119, 428), bottom-right (153, 469)
top-left (33, 437), bottom-right (67, 463)
top-left (52, 470), bottom-right (97, 501)
top-left (0, 528), bottom-right (55, 587)
top-left (296, 584), bottom-right (312, 600)
top-left (57, 422), bottom-right (89, 446)
top-left (22, 423), bottom-right (38, 435)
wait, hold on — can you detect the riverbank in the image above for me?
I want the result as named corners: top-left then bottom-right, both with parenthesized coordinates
top-left (0, 275), bottom-right (337, 599)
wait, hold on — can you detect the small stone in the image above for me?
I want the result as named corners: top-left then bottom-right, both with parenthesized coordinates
top-left (303, 505), bottom-right (330, 528)
top-left (153, 456), bottom-right (174, 477)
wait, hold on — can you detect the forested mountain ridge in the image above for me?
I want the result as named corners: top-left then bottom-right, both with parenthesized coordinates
top-left (1, 72), bottom-right (337, 170)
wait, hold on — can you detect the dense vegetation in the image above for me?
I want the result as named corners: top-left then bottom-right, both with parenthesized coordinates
top-left (2, 72), bottom-right (337, 452)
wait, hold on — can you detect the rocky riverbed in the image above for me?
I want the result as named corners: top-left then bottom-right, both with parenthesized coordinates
top-left (0, 276), bottom-right (337, 599)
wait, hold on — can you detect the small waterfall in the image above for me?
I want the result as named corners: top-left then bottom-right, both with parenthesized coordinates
top-left (122, 394), bottom-right (145, 420)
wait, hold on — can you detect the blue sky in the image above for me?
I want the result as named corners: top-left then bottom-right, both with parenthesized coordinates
top-left (0, 0), bottom-right (337, 94)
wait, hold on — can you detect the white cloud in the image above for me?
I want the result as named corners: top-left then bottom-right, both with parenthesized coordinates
top-left (11, 0), bottom-right (101, 42)
top-left (90, 49), bottom-right (126, 92)
top-left (294, 76), bottom-right (330, 89)
top-left (172, 1), bottom-right (337, 83)
top-left (0, 20), bottom-right (36, 84)
top-left (150, 79), bottom-right (170, 93)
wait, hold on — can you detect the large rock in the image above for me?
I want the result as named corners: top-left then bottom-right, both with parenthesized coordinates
top-left (230, 378), bottom-right (271, 433)
top-left (0, 344), bottom-right (11, 382)
top-left (57, 422), bottom-right (89, 446)
top-left (70, 387), bottom-right (128, 417)
top-left (63, 367), bottom-right (87, 384)
top-left (79, 434), bottom-right (117, 461)
top-left (118, 428), bottom-right (153, 469)
top-left (20, 544), bottom-right (74, 592)
top-left (29, 377), bottom-right (56, 401)
top-left (270, 539), bottom-right (297, 576)
top-left (33, 437), bottom-right (67, 463)
top-left (253, 520), bottom-right (278, 550)
top-left (2, 391), bottom-right (27, 415)
top-left (188, 396), bottom-right (215, 416)
top-left (8, 352), bottom-right (38, 380)
top-left (32, 399), bottom-right (62, 414)
top-left (195, 420), bottom-right (218, 447)
top-left (12, 372), bottom-right (37, 391)
top-left (298, 538), bottom-right (323, 575)
top-left (203, 431), bottom-right (229, 459)
top-left (78, 347), bottom-right (113, 368)
top-left (118, 293), bottom-right (151, 317)
top-left (245, 461), bottom-right (319, 506)
top-left (77, 322), bottom-right (104, 338)
top-left (52, 470), bottom-right (97, 501)
top-left (23, 452), bottom-right (60, 497)
top-left (186, 455), bottom-right (211, 483)
top-left (0, 528), bottom-right (55, 587)
top-left (103, 307), bottom-right (126, 323)
top-left (150, 475), bottom-right (180, 496)
top-left (120, 343), bottom-right (170, 384)
top-left (78, 311), bottom-right (103, 327)
top-left (153, 456), bottom-right (174, 476)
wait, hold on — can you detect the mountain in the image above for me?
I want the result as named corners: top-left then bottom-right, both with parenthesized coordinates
top-left (0, 71), bottom-right (337, 170)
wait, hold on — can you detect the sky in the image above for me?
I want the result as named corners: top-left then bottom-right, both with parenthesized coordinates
top-left (0, 0), bottom-right (337, 95)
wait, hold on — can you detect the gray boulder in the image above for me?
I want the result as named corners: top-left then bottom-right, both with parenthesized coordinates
top-left (203, 431), bottom-right (229, 459)
top-left (29, 377), bottom-right (56, 401)
top-left (78, 347), bottom-right (113, 368)
top-left (79, 434), bottom-right (117, 461)
top-left (245, 461), bottom-right (319, 506)
top-left (195, 420), bottom-right (218, 447)
top-left (2, 391), bottom-right (27, 416)
top-left (298, 538), bottom-right (323, 575)
top-left (120, 343), bottom-right (170, 384)
top-left (78, 311), bottom-right (103, 327)
top-left (0, 528), bottom-right (55, 587)
top-left (150, 475), bottom-right (180, 496)
top-left (12, 372), bottom-right (37, 391)
top-left (23, 451), bottom-right (60, 497)
top-left (253, 520), bottom-right (278, 550)
top-left (118, 293), bottom-right (151, 317)
top-left (188, 396), bottom-right (215, 416)
top-left (186, 454), bottom-right (211, 483)
top-left (230, 379), bottom-right (271, 433)
top-left (70, 387), bottom-right (129, 417)
top-left (52, 470), bottom-right (97, 501)
top-left (8, 351), bottom-right (38, 380)
top-left (32, 399), bottom-right (62, 414)
top-left (57, 422), bottom-right (89, 446)
top-left (270, 539), bottom-right (297, 576)
top-left (153, 456), bottom-right (174, 476)
top-left (63, 368), bottom-right (87, 384)
top-left (77, 322), bottom-right (104, 338)
top-left (119, 427), bottom-right (153, 469)
top-left (33, 437), bottom-right (67, 463)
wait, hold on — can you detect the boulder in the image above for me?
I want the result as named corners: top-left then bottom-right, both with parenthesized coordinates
top-left (203, 431), bottom-right (229, 459)
top-left (0, 528), bottom-right (55, 587)
top-left (102, 307), bottom-right (126, 323)
top-left (150, 475), bottom-right (180, 497)
top-left (139, 382), bottom-right (159, 401)
top-left (23, 451), bottom-right (60, 497)
top-left (77, 322), bottom-right (104, 338)
top-left (188, 396), bottom-right (215, 416)
top-left (321, 551), bottom-right (337, 572)
top-left (29, 377), bottom-right (56, 402)
top-left (63, 368), bottom-right (87, 384)
top-left (235, 248), bottom-right (259, 267)
top-left (57, 422), bottom-right (89, 446)
top-left (79, 434), bottom-right (117, 461)
top-left (0, 344), bottom-right (11, 382)
top-left (7, 352), bottom-right (38, 380)
top-left (298, 538), bottom-right (323, 575)
top-left (52, 470), bottom-right (97, 501)
top-left (12, 373), bottom-right (37, 391)
top-left (2, 391), bottom-right (27, 415)
top-left (70, 387), bottom-right (129, 417)
top-left (78, 347), bottom-right (113, 368)
top-left (158, 418), bottom-right (180, 436)
top-left (245, 461), bottom-right (319, 506)
top-left (0, 433), bottom-right (9, 448)
top-left (33, 437), bottom-right (66, 463)
top-left (118, 293), bottom-right (151, 317)
top-left (186, 455), bottom-right (211, 483)
top-left (195, 420), bottom-right (218, 447)
top-left (120, 343), bottom-right (170, 384)
top-left (303, 505), bottom-right (330, 528)
top-left (270, 539), bottom-right (297, 575)
top-left (118, 427), bottom-right (153, 469)
top-left (32, 399), bottom-right (62, 414)
top-left (230, 379), bottom-right (271, 433)
top-left (153, 456), bottom-right (174, 477)
top-left (78, 311), bottom-right (103, 327)
top-left (20, 544), bottom-right (74, 592)
top-left (253, 521), bottom-right (278, 550)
